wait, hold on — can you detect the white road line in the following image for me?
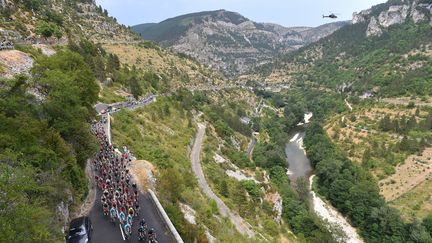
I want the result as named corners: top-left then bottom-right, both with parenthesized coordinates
top-left (119, 224), bottom-right (125, 241)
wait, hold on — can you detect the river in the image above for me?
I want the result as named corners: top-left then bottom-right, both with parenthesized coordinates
top-left (285, 132), bottom-right (312, 180)
top-left (285, 131), bottom-right (363, 243)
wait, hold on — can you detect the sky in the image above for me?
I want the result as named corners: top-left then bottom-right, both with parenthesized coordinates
top-left (95, 0), bottom-right (388, 27)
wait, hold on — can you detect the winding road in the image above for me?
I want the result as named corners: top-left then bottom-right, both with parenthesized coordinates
top-left (190, 123), bottom-right (255, 238)
top-left (245, 136), bottom-right (257, 159)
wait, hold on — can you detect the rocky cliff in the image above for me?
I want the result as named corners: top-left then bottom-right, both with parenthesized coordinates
top-left (352, 0), bottom-right (432, 37)
top-left (133, 10), bottom-right (348, 77)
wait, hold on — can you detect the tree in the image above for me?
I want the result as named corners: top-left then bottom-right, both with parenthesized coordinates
top-left (107, 54), bottom-right (120, 72)
top-left (407, 101), bottom-right (416, 108)
top-left (21, 0), bottom-right (43, 11)
top-left (242, 180), bottom-right (261, 201)
top-left (32, 50), bottom-right (99, 165)
top-left (362, 148), bottom-right (371, 167)
top-left (54, 28), bottom-right (63, 40)
top-left (379, 115), bottom-right (392, 131)
top-left (295, 177), bottom-right (310, 203)
top-left (220, 180), bottom-right (229, 197)
top-left (423, 213), bottom-right (432, 235)
top-left (35, 21), bottom-right (55, 38)
top-left (129, 76), bottom-right (142, 99)
top-left (407, 219), bottom-right (432, 243)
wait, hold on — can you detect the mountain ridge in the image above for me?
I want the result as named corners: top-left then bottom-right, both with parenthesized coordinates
top-left (245, 0), bottom-right (432, 96)
top-left (132, 9), bottom-right (349, 77)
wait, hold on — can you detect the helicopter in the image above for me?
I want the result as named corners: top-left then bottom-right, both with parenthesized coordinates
top-left (322, 13), bottom-right (338, 19)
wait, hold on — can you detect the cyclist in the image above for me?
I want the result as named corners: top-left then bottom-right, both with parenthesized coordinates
top-left (126, 212), bottom-right (133, 226)
top-left (118, 209), bottom-right (126, 225)
top-left (139, 218), bottom-right (147, 228)
top-left (134, 203), bottom-right (140, 216)
top-left (103, 202), bottom-right (109, 216)
top-left (137, 224), bottom-right (146, 241)
top-left (128, 207), bottom-right (135, 217)
top-left (123, 222), bottom-right (132, 240)
top-left (147, 228), bottom-right (156, 242)
top-left (109, 205), bottom-right (117, 223)
top-left (101, 195), bottom-right (106, 204)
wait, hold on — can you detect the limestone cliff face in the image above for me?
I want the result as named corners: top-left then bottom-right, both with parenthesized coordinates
top-left (352, 0), bottom-right (432, 37)
top-left (133, 10), bottom-right (348, 77)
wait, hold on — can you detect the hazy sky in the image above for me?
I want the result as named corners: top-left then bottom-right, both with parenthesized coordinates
top-left (95, 0), bottom-right (387, 27)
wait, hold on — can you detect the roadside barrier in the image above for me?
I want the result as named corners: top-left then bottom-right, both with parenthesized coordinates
top-left (147, 189), bottom-right (184, 243)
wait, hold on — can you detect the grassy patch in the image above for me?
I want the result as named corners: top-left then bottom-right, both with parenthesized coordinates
top-left (391, 178), bottom-right (432, 221)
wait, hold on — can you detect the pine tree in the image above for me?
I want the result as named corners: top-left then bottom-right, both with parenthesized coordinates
top-left (220, 180), bottom-right (229, 197)
top-left (129, 76), bottom-right (142, 99)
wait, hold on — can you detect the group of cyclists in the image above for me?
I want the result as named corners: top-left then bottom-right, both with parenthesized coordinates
top-left (91, 117), bottom-right (158, 242)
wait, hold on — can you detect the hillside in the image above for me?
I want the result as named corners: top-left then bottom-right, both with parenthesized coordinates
top-left (0, 0), bottom-right (228, 90)
top-left (0, 0), bottom-right (138, 43)
top-left (248, 0), bottom-right (432, 96)
top-left (0, 1), bottom-right (227, 242)
top-left (2, 0), bottom-right (432, 242)
top-left (132, 10), bottom-right (348, 77)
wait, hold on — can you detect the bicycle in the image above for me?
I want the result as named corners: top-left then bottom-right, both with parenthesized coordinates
top-left (137, 225), bottom-right (146, 242)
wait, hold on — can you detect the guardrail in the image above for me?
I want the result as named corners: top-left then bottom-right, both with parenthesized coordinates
top-left (147, 189), bottom-right (184, 243)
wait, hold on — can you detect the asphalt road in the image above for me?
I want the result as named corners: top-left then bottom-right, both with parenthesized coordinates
top-left (245, 137), bottom-right (256, 158)
top-left (89, 187), bottom-right (174, 243)
top-left (190, 123), bottom-right (254, 238)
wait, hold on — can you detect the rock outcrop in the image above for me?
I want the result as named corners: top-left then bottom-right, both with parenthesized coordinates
top-left (366, 17), bottom-right (383, 37)
top-left (0, 50), bottom-right (34, 78)
top-left (353, 0), bottom-right (432, 37)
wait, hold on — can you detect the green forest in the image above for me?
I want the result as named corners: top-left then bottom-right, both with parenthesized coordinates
top-left (296, 22), bottom-right (432, 96)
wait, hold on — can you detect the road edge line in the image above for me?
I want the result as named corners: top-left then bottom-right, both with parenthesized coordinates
top-left (119, 224), bottom-right (125, 241)
top-left (148, 189), bottom-right (184, 243)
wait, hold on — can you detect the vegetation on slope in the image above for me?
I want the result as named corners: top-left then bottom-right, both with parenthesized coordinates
top-left (0, 0), bottom-right (138, 43)
top-left (110, 96), bottom-right (251, 242)
top-left (254, 0), bottom-right (432, 97)
top-left (0, 48), bottom-right (99, 242)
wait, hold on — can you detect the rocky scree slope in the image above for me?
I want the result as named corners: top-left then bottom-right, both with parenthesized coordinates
top-left (132, 10), bottom-right (348, 77)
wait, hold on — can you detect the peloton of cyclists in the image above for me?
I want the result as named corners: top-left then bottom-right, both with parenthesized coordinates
top-left (91, 118), bottom-right (159, 242)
